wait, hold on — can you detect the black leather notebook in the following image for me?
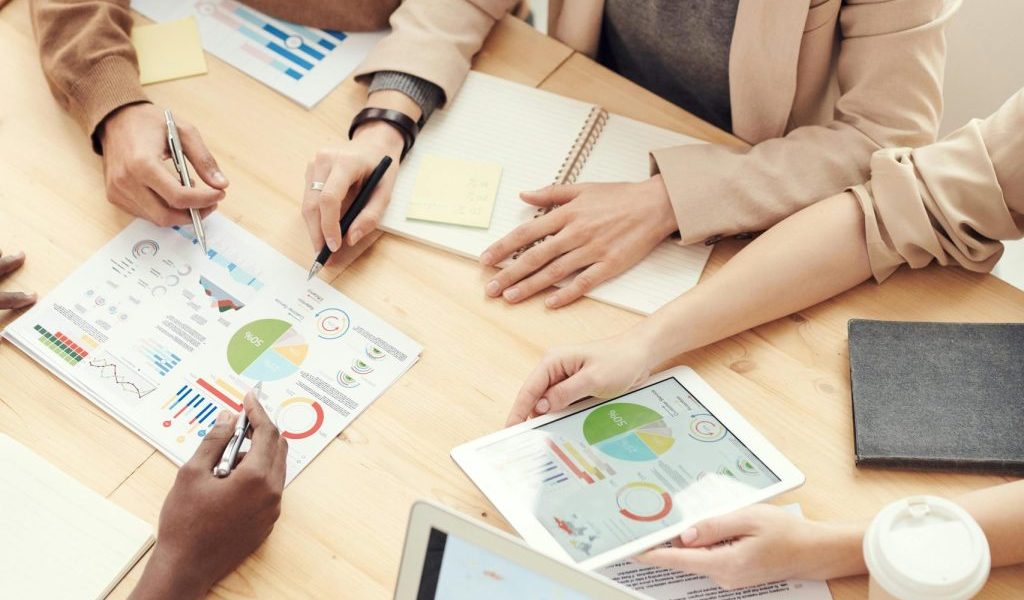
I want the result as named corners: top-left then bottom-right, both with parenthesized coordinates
top-left (848, 319), bottom-right (1024, 475)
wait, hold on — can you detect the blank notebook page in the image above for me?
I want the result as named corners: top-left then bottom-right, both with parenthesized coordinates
top-left (0, 435), bottom-right (154, 600)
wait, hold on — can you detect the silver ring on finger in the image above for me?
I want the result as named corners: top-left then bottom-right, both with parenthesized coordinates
top-left (310, 181), bottom-right (325, 191)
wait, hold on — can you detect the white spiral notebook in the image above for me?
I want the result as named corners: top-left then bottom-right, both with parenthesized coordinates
top-left (382, 72), bottom-right (713, 315)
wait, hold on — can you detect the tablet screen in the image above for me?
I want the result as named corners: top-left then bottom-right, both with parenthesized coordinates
top-left (415, 528), bottom-right (591, 600)
top-left (476, 377), bottom-right (780, 561)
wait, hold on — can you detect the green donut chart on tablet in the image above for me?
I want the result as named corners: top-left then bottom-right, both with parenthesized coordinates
top-left (452, 366), bottom-right (805, 569)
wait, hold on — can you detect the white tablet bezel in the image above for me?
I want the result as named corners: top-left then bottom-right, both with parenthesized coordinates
top-left (451, 366), bottom-right (805, 570)
top-left (393, 501), bottom-right (645, 599)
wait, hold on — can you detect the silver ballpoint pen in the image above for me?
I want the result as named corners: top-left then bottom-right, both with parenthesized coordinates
top-left (213, 381), bottom-right (261, 477)
top-left (165, 109), bottom-right (208, 253)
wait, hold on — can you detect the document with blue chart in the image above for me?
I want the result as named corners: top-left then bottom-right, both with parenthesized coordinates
top-left (131, 0), bottom-right (386, 107)
top-left (2, 213), bottom-right (421, 483)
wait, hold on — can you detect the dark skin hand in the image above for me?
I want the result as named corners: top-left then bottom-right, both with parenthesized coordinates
top-left (128, 391), bottom-right (288, 600)
top-left (0, 250), bottom-right (36, 310)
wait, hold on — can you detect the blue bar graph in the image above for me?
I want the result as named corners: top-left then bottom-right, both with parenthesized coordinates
top-left (138, 338), bottom-right (183, 377)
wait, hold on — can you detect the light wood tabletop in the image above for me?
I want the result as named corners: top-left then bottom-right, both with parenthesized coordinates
top-left (2, 1), bottom-right (1022, 598)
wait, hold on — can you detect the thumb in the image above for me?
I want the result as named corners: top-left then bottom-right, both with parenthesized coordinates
top-left (684, 510), bottom-right (756, 548)
top-left (178, 123), bottom-right (229, 189)
top-left (538, 368), bottom-right (597, 415)
top-left (519, 184), bottom-right (582, 208)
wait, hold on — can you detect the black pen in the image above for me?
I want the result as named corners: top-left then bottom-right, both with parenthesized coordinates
top-left (306, 156), bottom-right (393, 281)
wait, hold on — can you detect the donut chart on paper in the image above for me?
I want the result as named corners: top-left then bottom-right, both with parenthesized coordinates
top-left (276, 397), bottom-right (324, 440)
top-left (315, 308), bottom-right (350, 340)
top-left (227, 319), bottom-right (308, 381)
top-left (688, 414), bottom-right (726, 442)
top-left (583, 402), bottom-right (675, 462)
top-left (616, 482), bottom-right (673, 522)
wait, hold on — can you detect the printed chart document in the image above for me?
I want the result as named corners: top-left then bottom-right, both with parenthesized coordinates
top-left (2, 214), bottom-right (421, 483)
top-left (131, 0), bottom-right (385, 107)
top-left (599, 505), bottom-right (833, 600)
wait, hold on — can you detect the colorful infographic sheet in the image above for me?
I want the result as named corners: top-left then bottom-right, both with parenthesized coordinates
top-left (476, 379), bottom-right (781, 561)
top-left (131, 0), bottom-right (386, 107)
top-left (2, 214), bottom-right (420, 483)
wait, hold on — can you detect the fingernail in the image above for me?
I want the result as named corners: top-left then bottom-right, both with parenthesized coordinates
top-left (213, 171), bottom-right (227, 185)
top-left (349, 230), bottom-right (362, 246)
top-left (327, 238), bottom-right (340, 252)
top-left (503, 287), bottom-right (519, 302)
top-left (485, 280), bottom-right (500, 296)
top-left (544, 295), bottom-right (558, 308)
top-left (536, 398), bottom-right (550, 414)
top-left (480, 251), bottom-right (493, 265)
top-left (680, 527), bottom-right (698, 545)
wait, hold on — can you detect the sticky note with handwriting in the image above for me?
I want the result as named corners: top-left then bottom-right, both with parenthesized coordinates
top-left (132, 17), bottom-right (208, 85)
top-left (407, 155), bottom-right (502, 228)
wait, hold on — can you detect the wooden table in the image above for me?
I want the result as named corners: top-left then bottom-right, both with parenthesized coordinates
top-left (2, 2), bottom-right (1022, 597)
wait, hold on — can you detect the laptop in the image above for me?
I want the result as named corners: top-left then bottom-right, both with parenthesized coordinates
top-left (394, 501), bottom-right (644, 599)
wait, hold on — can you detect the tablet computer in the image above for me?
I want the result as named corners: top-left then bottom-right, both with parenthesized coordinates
top-left (394, 501), bottom-right (645, 599)
top-left (451, 366), bottom-right (804, 569)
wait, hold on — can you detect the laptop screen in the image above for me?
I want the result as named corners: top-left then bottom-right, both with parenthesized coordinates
top-left (416, 528), bottom-right (592, 600)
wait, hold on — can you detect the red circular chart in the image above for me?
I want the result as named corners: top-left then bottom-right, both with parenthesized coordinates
top-left (276, 397), bottom-right (325, 440)
top-left (616, 481), bottom-right (673, 522)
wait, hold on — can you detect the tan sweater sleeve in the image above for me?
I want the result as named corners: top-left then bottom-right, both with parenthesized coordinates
top-left (30, 0), bottom-right (148, 150)
top-left (652, 0), bottom-right (956, 245)
top-left (851, 88), bottom-right (1024, 282)
top-left (351, 0), bottom-right (520, 103)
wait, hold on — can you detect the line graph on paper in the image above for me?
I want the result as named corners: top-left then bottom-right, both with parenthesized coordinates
top-left (87, 356), bottom-right (158, 399)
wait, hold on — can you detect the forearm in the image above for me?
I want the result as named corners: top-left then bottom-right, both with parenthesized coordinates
top-left (128, 545), bottom-right (210, 600)
top-left (636, 191), bottom-right (872, 365)
top-left (953, 480), bottom-right (1024, 568)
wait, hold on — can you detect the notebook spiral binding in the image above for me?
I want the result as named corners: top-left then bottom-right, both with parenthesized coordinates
top-left (512, 106), bottom-right (609, 260)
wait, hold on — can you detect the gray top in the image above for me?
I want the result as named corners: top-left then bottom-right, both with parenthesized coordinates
top-left (598, 0), bottom-right (739, 132)
top-left (368, 70), bottom-right (445, 121)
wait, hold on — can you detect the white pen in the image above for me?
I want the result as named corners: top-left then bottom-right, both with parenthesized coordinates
top-left (213, 381), bottom-right (261, 477)
top-left (164, 109), bottom-right (208, 254)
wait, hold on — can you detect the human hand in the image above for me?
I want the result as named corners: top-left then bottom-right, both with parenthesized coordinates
top-left (100, 104), bottom-right (228, 227)
top-left (129, 391), bottom-right (288, 600)
top-left (301, 121), bottom-right (404, 254)
top-left (636, 504), bottom-right (866, 590)
top-left (481, 176), bottom-right (677, 308)
top-left (506, 334), bottom-right (655, 426)
top-left (0, 249), bottom-right (36, 310)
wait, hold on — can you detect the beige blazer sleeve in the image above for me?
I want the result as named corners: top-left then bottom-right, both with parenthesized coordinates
top-left (30, 0), bottom-right (148, 149)
top-left (351, 0), bottom-right (519, 102)
top-left (653, 0), bottom-right (956, 245)
top-left (850, 88), bottom-right (1024, 282)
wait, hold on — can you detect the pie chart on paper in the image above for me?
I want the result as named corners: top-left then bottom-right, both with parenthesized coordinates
top-left (227, 319), bottom-right (308, 381)
top-left (583, 402), bottom-right (676, 462)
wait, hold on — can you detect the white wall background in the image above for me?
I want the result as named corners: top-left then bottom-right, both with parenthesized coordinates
top-left (941, 0), bottom-right (1024, 290)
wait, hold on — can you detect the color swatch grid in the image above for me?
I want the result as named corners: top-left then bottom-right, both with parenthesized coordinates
top-left (34, 325), bottom-right (89, 365)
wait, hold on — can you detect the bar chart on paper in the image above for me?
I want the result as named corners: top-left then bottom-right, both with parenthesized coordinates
top-left (131, 0), bottom-right (387, 107)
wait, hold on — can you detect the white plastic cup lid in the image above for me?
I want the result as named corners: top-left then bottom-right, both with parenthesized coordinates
top-left (864, 495), bottom-right (990, 600)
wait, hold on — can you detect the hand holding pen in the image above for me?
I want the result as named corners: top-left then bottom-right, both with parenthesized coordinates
top-left (98, 104), bottom-right (227, 230)
top-left (138, 386), bottom-right (287, 597)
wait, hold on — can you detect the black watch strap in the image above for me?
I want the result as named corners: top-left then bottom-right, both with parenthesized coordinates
top-left (348, 107), bottom-right (422, 160)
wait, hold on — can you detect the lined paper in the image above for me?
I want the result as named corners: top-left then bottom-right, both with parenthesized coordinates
top-left (382, 72), bottom-right (713, 315)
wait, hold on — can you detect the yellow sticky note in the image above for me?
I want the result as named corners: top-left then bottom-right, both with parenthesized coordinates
top-left (407, 155), bottom-right (502, 228)
top-left (132, 17), bottom-right (208, 85)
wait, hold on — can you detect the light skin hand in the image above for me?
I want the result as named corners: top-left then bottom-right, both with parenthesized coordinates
top-left (128, 391), bottom-right (288, 600)
top-left (0, 249), bottom-right (36, 310)
top-left (505, 332), bottom-right (657, 426)
top-left (480, 176), bottom-right (678, 308)
top-left (100, 103), bottom-right (229, 227)
top-left (301, 90), bottom-right (417, 256)
top-left (636, 504), bottom-right (866, 590)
